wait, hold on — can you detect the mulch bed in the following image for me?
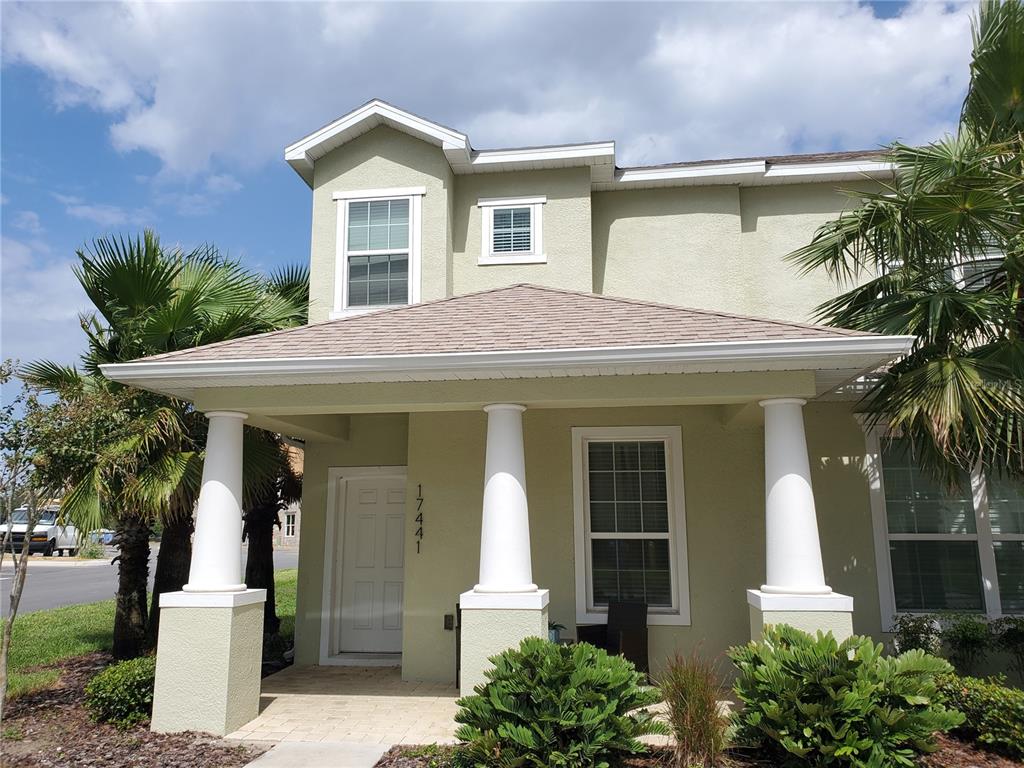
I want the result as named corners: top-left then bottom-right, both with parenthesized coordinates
top-left (1, 653), bottom-right (265, 768)
top-left (376, 737), bottom-right (1024, 768)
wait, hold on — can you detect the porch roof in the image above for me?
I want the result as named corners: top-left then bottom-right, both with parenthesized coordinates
top-left (100, 285), bottom-right (913, 401)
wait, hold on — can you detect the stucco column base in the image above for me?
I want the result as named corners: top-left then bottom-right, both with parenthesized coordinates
top-left (459, 589), bottom-right (549, 697)
top-left (151, 589), bottom-right (266, 736)
top-left (747, 589), bottom-right (854, 642)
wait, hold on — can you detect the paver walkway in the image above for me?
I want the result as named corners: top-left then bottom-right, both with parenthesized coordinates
top-left (227, 666), bottom-right (459, 745)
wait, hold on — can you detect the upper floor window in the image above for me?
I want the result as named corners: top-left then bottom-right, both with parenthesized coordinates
top-left (478, 196), bottom-right (546, 266)
top-left (332, 187), bottom-right (424, 317)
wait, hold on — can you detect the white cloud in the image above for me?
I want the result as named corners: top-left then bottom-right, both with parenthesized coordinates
top-left (12, 210), bottom-right (43, 235)
top-left (1, 1), bottom-right (974, 178)
top-left (0, 236), bottom-right (89, 366)
top-left (51, 192), bottom-right (153, 228)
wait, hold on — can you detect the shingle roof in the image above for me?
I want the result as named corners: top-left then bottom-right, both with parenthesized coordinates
top-left (136, 284), bottom-right (875, 364)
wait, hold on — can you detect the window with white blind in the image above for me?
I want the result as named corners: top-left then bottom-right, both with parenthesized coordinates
top-left (477, 196), bottom-right (546, 265)
top-left (331, 187), bottom-right (424, 317)
top-left (870, 433), bottom-right (1024, 619)
top-left (572, 426), bottom-right (690, 626)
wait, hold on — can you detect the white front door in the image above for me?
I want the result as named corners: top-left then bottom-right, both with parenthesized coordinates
top-left (338, 475), bottom-right (406, 653)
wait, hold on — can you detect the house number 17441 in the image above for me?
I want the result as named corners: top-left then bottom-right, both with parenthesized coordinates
top-left (415, 484), bottom-right (424, 554)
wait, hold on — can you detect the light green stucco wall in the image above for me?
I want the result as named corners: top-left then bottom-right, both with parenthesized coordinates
top-left (451, 167), bottom-right (593, 295)
top-left (305, 128), bottom-right (877, 326)
top-left (590, 181), bottom-right (877, 324)
top-left (294, 401), bottom-right (883, 682)
top-left (293, 413), bottom-right (410, 665)
top-left (308, 126), bottom-right (454, 322)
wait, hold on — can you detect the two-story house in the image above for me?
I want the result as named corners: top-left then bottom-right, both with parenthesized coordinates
top-left (103, 100), bottom-right (1023, 737)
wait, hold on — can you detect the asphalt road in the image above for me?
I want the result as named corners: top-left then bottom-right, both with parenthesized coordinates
top-left (0, 544), bottom-right (299, 615)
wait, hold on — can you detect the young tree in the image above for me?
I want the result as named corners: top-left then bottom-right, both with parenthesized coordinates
top-left (791, 0), bottom-right (1024, 483)
top-left (0, 362), bottom-right (64, 710)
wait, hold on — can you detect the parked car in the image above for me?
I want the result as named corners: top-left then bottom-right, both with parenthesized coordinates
top-left (2, 506), bottom-right (80, 557)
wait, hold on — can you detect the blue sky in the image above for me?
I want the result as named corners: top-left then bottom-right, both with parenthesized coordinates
top-left (1, 1), bottom-right (975, 369)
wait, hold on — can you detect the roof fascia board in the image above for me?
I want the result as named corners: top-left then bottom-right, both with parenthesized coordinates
top-left (463, 142), bottom-right (616, 170)
top-left (609, 159), bottom-right (894, 189)
top-left (101, 335), bottom-right (913, 383)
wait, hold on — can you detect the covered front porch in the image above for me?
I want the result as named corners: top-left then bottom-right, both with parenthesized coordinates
top-left (99, 284), bottom-right (913, 736)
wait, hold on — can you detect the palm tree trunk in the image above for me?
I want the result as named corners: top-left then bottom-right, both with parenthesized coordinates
top-left (243, 498), bottom-right (280, 636)
top-left (112, 516), bottom-right (152, 659)
top-left (148, 509), bottom-right (193, 645)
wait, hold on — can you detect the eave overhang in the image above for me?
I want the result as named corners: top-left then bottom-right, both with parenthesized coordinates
top-left (100, 335), bottom-right (914, 402)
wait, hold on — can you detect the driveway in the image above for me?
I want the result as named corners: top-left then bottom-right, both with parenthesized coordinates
top-left (0, 544), bottom-right (299, 614)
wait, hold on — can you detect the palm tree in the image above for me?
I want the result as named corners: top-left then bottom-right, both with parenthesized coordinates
top-left (790, 0), bottom-right (1023, 484)
top-left (24, 231), bottom-right (309, 656)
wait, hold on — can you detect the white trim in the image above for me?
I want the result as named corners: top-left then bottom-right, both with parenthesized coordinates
top-left (571, 425), bottom-right (690, 627)
top-left (478, 197), bottom-right (546, 265)
top-left (320, 465), bottom-right (408, 666)
top-left (159, 589), bottom-right (266, 608)
top-left (460, 589), bottom-right (550, 610)
top-left (333, 186), bottom-right (427, 201)
top-left (468, 143), bottom-right (614, 170)
top-left (477, 196), bottom-right (547, 207)
top-left (334, 191), bottom-right (422, 316)
top-left (102, 335), bottom-right (916, 384)
top-left (746, 589), bottom-right (853, 612)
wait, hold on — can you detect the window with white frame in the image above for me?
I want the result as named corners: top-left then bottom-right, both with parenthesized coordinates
top-left (572, 426), bottom-right (690, 625)
top-left (872, 434), bottom-right (1024, 617)
top-left (332, 187), bottom-right (423, 316)
top-left (284, 512), bottom-right (296, 538)
top-left (477, 196), bottom-right (545, 265)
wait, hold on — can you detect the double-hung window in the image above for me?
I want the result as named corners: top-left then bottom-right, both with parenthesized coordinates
top-left (870, 433), bottom-right (1024, 618)
top-left (477, 196), bottom-right (546, 265)
top-left (284, 512), bottom-right (297, 538)
top-left (332, 187), bottom-right (424, 317)
top-left (572, 426), bottom-right (690, 626)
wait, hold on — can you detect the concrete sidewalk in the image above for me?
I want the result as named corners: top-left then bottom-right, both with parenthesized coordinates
top-left (243, 741), bottom-right (389, 768)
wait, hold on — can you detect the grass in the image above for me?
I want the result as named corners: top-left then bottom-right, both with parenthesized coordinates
top-left (6, 568), bottom-right (298, 699)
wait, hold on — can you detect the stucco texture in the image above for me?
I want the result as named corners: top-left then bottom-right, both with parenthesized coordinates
top-left (308, 126), bottom-right (454, 321)
top-left (451, 167), bottom-right (593, 295)
top-left (151, 601), bottom-right (264, 735)
top-left (459, 606), bottom-right (549, 696)
top-left (749, 606), bottom-right (855, 642)
top-left (295, 400), bottom-right (883, 683)
top-left (592, 182), bottom-right (877, 325)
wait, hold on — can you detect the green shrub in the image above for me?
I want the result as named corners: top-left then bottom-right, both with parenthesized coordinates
top-left (890, 614), bottom-right (940, 655)
top-left (938, 674), bottom-right (1024, 758)
top-left (77, 539), bottom-right (106, 559)
top-left (942, 614), bottom-right (991, 674)
top-left (991, 616), bottom-right (1024, 679)
top-left (455, 637), bottom-right (667, 768)
top-left (659, 651), bottom-right (727, 768)
top-left (729, 625), bottom-right (963, 767)
top-left (84, 656), bottom-right (156, 728)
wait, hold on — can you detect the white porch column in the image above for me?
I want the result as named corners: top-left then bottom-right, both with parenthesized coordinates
top-left (476, 404), bottom-right (537, 593)
top-left (746, 398), bottom-right (853, 641)
top-left (185, 411), bottom-right (247, 592)
top-left (151, 410), bottom-right (266, 737)
top-left (460, 404), bottom-right (549, 696)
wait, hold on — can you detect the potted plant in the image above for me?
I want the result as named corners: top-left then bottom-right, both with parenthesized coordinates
top-left (548, 621), bottom-right (567, 644)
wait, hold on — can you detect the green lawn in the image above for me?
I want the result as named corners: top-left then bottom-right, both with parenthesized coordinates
top-left (7, 568), bottom-right (298, 698)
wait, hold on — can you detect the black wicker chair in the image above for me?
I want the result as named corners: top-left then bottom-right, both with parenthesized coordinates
top-left (576, 600), bottom-right (649, 675)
